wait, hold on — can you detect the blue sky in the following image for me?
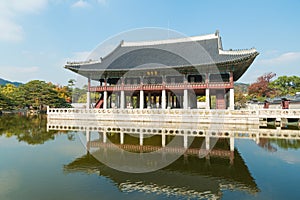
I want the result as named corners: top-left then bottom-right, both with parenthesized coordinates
top-left (1, 0), bottom-right (300, 85)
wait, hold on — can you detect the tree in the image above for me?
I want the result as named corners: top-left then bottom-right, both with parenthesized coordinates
top-left (68, 79), bottom-right (76, 88)
top-left (53, 85), bottom-right (72, 103)
top-left (18, 80), bottom-right (71, 110)
top-left (0, 83), bottom-right (18, 96)
top-left (0, 84), bottom-right (19, 110)
top-left (248, 72), bottom-right (276, 99)
top-left (72, 85), bottom-right (87, 103)
top-left (67, 79), bottom-right (76, 103)
top-left (269, 75), bottom-right (300, 96)
top-left (0, 93), bottom-right (15, 110)
top-left (234, 87), bottom-right (247, 108)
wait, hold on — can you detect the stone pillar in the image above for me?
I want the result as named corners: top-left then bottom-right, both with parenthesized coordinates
top-left (139, 133), bottom-right (143, 146)
top-left (120, 90), bottom-right (125, 109)
top-left (103, 91), bottom-right (107, 109)
top-left (86, 78), bottom-right (91, 109)
top-left (86, 130), bottom-right (90, 142)
top-left (120, 132), bottom-right (124, 144)
top-left (183, 89), bottom-right (188, 109)
top-left (183, 134), bottom-right (188, 149)
top-left (230, 136), bottom-right (234, 151)
top-left (205, 88), bottom-right (210, 110)
top-left (229, 88), bottom-right (234, 110)
top-left (205, 135), bottom-right (210, 150)
top-left (256, 133), bottom-right (260, 144)
top-left (161, 89), bottom-right (166, 109)
top-left (162, 133), bottom-right (166, 147)
top-left (140, 90), bottom-right (144, 109)
top-left (103, 131), bottom-right (107, 143)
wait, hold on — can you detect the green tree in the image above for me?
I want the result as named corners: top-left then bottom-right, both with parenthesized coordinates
top-left (0, 93), bottom-right (15, 110)
top-left (73, 85), bottom-right (87, 103)
top-left (0, 83), bottom-right (18, 96)
top-left (269, 75), bottom-right (300, 96)
top-left (18, 80), bottom-right (71, 110)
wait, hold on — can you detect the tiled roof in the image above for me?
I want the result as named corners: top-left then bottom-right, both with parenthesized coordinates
top-left (66, 31), bottom-right (258, 81)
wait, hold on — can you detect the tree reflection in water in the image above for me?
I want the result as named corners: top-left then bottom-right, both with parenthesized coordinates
top-left (0, 115), bottom-right (64, 145)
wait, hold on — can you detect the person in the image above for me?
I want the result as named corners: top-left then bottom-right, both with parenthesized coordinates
top-left (263, 100), bottom-right (269, 109)
top-left (281, 98), bottom-right (289, 109)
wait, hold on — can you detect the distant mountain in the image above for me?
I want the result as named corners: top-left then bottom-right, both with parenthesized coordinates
top-left (235, 82), bottom-right (249, 93)
top-left (0, 78), bottom-right (22, 86)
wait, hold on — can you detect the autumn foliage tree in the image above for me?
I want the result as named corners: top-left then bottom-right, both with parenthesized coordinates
top-left (248, 72), bottom-right (276, 99)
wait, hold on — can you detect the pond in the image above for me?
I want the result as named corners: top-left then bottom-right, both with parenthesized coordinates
top-left (1, 115), bottom-right (300, 200)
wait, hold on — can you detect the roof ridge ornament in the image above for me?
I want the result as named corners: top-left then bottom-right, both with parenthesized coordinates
top-left (215, 30), bottom-right (220, 36)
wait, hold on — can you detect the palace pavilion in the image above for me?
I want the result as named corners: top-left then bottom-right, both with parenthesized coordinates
top-left (65, 31), bottom-right (258, 110)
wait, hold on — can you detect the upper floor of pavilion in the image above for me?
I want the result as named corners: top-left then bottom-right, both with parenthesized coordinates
top-left (65, 31), bottom-right (259, 82)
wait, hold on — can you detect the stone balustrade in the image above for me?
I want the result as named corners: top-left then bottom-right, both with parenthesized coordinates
top-left (47, 107), bottom-right (300, 128)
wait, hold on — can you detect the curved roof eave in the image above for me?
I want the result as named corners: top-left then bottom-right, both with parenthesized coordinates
top-left (66, 51), bottom-right (258, 73)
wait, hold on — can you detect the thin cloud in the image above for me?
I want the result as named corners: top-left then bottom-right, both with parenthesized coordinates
top-left (0, 0), bottom-right (48, 42)
top-left (0, 18), bottom-right (23, 42)
top-left (0, 66), bottom-right (40, 82)
top-left (239, 51), bottom-right (300, 83)
top-left (257, 52), bottom-right (300, 66)
top-left (97, 0), bottom-right (108, 5)
top-left (71, 0), bottom-right (90, 8)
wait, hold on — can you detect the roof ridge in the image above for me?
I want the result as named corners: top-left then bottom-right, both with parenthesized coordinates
top-left (121, 33), bottom-right (218, 47)
top-left (219, 48), bottom-right (257, 55)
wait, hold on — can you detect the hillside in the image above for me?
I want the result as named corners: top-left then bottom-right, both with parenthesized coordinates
top-left (0, 78), bottom-right (22, 86)
top-left (235, 82), bottom-right (249, 93)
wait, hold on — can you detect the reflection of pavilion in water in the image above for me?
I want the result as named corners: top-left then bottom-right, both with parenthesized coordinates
top-left (64, 148), bottom-right (259, 199)
top-left (48, 119), bottom-right (300, 198)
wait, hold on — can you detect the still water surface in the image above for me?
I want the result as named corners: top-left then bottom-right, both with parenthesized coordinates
top-left (1, 115), bottom-right (300, 200)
